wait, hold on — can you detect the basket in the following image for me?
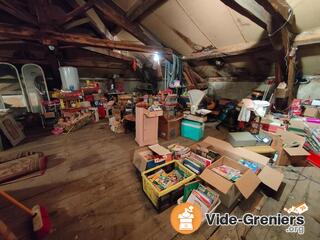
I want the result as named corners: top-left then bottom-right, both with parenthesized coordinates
top-left (142, 160), bottom-right (196, 211)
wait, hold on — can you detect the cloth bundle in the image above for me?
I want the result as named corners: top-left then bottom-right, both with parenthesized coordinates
top-left (238, 99), bottom-right (270, 122)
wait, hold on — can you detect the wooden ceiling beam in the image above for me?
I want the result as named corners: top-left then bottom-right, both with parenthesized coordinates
top-left (0, 0), bottom-right (37, 25)
top-left (294, 29), bottom-right (320, 47)
top-left (126, 0), bottom-right (168, 22)
top-left (58, 0), bottom-right (95, 25)
top-left (220, 0), bottom-right (272, 30)
top-left (94, 0), bottom-right (158, 46)
top-left (72, 0), bottom-right (113, 39)
top-left (82, 47), bottom-right (133, 62)
top-left (64, 17), bottom-right (91, 30)
top-left (0, 23), bottom-right (172, 54)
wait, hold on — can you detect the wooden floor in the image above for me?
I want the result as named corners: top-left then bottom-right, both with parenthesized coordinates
top-left (0, 123), bottom-right (319, 240)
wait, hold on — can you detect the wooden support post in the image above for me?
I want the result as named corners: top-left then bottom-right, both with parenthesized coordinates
top-left (287, 47), bottom-right (297, 104)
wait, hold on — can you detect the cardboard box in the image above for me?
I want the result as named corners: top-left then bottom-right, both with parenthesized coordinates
top-left (200, 156), bottom-right (258, 208)
top-left (304, 107), bottom-right (320, 118)
top-left (158, 116), bottom-right (181, 140)
top-left (132, 144), bottom-right (172, 172)
top-left (228, 132), bottom-right (257, 147)
top-left (144, 110), bottom-right (163, 118)
top-left (267, 130), bottom-right (310, 166)
top-left (191, 137), bottom-right (283, 207)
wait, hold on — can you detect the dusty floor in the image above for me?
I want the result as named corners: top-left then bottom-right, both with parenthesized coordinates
top-left (0, 123), bottom-right (319, 240)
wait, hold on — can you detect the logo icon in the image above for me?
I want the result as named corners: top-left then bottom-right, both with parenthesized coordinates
top-left (170, 203), bottom-right (202, 234)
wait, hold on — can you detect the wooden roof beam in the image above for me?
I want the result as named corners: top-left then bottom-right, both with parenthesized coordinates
top-left (0, 0), bottom-right (37, 25)
top-left (0, 23), bottom-right (172, 54)
top-left (64, 17), bottom-right (91, 30)
top-left (71, 0), bottom-right (113, 39)
top-left (126, 0), bottom-right (168, 22)
top-left (58, 1), bottom-right (94, 25)
top-left (58, 0), bottom-right (95, 25)
top-left (82, 47), bottom-right (133, 62)
top-left (94, 0), bottom-right (159, 46)
top-left (220, 0), bottom-right (272, 30)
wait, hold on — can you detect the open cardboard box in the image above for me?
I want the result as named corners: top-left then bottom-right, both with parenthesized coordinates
top-left (268, 130), bottom-right (310, 166)
top-left (133, 144), bottom-right (172, 172)
top-left (190, 137), bottom-right (284, 208)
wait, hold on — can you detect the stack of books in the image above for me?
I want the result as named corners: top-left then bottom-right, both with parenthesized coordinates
top-left (238, 159), bottom-right (261, 174)
top-left (183, 152), bottom-right (213, 174)
top-left (186, 184), bottom-right (219, 220)
top-left (211, 165), bottom-right (241, 182)
top-left (148, 168), bottom-right (187, 191)
top-left (304, 126), bottom-right (320, 154)
top-left (194, 145), bottom-right (221, 161)
top-left (167, 144), bottom-right (191, 160)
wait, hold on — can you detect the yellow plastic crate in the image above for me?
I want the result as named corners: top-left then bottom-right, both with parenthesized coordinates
top-left (142, 160), bottom-right (196, 211)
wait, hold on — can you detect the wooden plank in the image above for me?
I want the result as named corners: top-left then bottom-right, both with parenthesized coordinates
top-left (0, 23), bottom-right (172, 54)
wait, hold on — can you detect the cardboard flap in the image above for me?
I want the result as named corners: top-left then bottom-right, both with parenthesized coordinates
top-left (235, 170), bottom-right (261, 199)
top-left (234, 148), bottom-right (270, 166)
top-left (203, 137), bottom-right (234, 152)
top-left (200, 169), bottom-right (233, 194)
top-left (258, 166), bottom-right (283, 191)
top-left (283, 147), bottom-right (310, 157)
top-left (148, 144), bottom-right (170, 156)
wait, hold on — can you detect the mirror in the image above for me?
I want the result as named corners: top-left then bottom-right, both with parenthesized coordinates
top-left (21, 63), bottom-right (50, 113)
top-left (0, 62), bottom-right (29, 115)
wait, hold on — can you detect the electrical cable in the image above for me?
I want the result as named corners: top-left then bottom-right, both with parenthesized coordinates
top-left (268, 8), bottom-right (294, 38)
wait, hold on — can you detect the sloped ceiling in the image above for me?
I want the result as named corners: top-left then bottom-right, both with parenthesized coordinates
top-left (113, 0), bottom-right (320, 77)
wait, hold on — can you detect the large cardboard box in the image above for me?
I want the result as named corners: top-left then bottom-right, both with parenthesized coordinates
top-left (192, 137), bottom-right (283, 207)
top-left (158, 116), bottom-right (181, 140)
top-left (132, 144), bottom-right (172, 172)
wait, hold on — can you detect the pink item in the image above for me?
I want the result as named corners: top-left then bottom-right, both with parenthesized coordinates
top-left (306, 118), bottom-right (320, 124)
top-left (135, 107), bottom-right (163, 147)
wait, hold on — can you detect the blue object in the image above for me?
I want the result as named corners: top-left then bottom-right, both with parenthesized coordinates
top-left (146, 159), bottom-right (165, 170)
top-left (181, 119), bottom-right (204, 141)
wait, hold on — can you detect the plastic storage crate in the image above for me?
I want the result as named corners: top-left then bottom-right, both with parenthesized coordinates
top-left (181, 119), bottom-right (204, 141)
top-left (142, 160), bottom-right (196, 211)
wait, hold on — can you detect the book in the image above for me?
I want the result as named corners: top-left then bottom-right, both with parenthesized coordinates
top-left (211, 165), bottom-right (241, 182)
top-left (182, 180), bottom-right (200, 202)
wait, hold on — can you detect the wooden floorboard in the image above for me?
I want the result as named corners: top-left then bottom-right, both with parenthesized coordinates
top-left (0, 123), bottom-right (319, 240)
